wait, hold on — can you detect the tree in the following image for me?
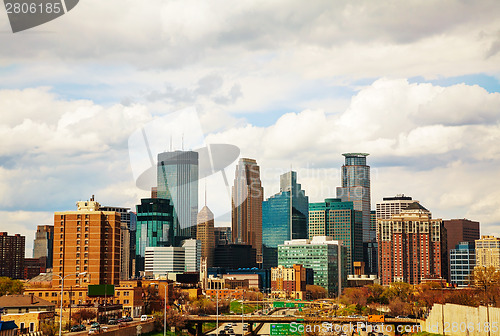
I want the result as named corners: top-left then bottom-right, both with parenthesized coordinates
top-left (383, 282), bottom-right (413, 302)
top-left (340, 287), bottom-right (369, 313)
top-left (473, 266), bottom-right (500, 306)
top-left (71, 309), bottom-right (96, 324)
top-left (306, 285), bottom-right (327, 300)
top-left (388, 297), bottom-right (412, 316)
top-left (366, 284), bottom-right (388, 304)
top-left (0, 277), bottom-right (23, 296)
top-left (40, 322), bottom-right (58, 336)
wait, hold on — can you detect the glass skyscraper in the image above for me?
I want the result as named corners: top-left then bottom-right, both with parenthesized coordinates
top-left (308, 198), bottom-right (363, 274)
top-left (336, 153), bottom-right (371, 242)
top-left (135, 198), bottom-right (174, 275)
top-left (450, 241), bottom-right (476, 287)
top-left (157, 150), bottom-right (199, 244)
top-left (262, 171), bottom-right (308, 269)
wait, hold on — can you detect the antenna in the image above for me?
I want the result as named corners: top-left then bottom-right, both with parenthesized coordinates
top-left (204, 179), bottom-right (207, 206)
top-left (182, 133), bottom-right (184, 150)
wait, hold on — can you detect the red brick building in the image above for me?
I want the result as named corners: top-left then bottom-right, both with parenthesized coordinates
top-left (270, 264), bottom-right (307, 299)
top-left (377, 202), bottom-right (446, 285)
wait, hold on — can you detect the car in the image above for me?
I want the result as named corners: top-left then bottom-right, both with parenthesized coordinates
top-left (107, 319), bottom-right (117, 325)
top-left (219, 331), bottom-right (226, 335)
top-left (396, 315), bottom-right (408, 319)
top-left (101, 326), bottom-right (109, 332)
top-left (90, 322), bottom-right (100, 328)
top-left (124, 316), bottom-right (133, 322)
top-left (88, 328), bottom-right (98, 334)
top-left (141, 315), bottom-right (148, 321)
top-left (71, 324), bottom-right (86, 332)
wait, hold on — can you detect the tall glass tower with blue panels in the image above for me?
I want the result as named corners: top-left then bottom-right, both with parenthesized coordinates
top-left (135, 198), bottom-right (174, 275)
top-left (157, 150), bottom-right (198, 245)
top-left (262, 171), bottom-right (308, 269)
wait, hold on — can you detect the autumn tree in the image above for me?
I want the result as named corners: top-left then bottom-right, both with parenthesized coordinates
top-left (388, 297), bottom-right (413, 316)
top-left (40, 322), bottom-right (58, 336)
top-left (473, 266), bottom-right (500, 306)
top-left (0, 277), bottom-right (23, 296)
top-left (306, 285), bottom-right (327, 300)
top-left (340, 287), bottom-right (369, 313)
top-left (71, 309), bottom-right (96, 324)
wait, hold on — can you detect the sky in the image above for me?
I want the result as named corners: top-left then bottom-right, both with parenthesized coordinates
top-left (1, 0), bottom-right (500, 256)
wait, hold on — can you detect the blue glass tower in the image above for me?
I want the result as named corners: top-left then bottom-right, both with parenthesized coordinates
top-left (157, 150), bottom-right (199, 244)
top-left (135, 198), bottom-right (174, 275)
top-left (262, 171), bottom-right (308, 269)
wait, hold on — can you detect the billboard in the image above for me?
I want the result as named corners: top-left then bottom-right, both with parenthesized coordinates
top-left (87, 285), bottom-right (115, 297)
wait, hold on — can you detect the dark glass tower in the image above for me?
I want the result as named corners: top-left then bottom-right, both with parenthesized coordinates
top-left (157, 150), bottom-right (199, 244)
top-left (135, 198), bottom-right (174, 275)
top-left (336, 153), bottom-right (371, 242)
top-left (262, 171), bottom-right (308, 268)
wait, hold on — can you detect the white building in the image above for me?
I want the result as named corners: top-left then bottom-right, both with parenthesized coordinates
top-left (144, 239), bottom-right (201, 277)
top-left (182, 238), bottom-right (201, 272)
top-left (376, 194), bottom-right (418, 220)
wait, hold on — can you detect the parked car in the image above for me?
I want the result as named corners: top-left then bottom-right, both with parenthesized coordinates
top-left (90, 322), bottom-right (100, 328)
top-left (70, 324), bottom-right (86, 332)
top-left (88, 328), bottom-right (98, 334)
top-left (107, 319), bottom-right (118, 325)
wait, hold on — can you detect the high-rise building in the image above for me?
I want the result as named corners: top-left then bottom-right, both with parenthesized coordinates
top-left (0, 232), bottom-right (25, 279)
top-left (262, 171), bottom-right (308, 268)
top-left (475, 235), bottom-right (500, 270)
top-left (450, 241), bottom-right (476, 287)
top-left (135, 198), bottom-right (174, 275)
top-left (377, 202), bottom-right (446, 285)
top-left (182, 239), bottom-right (201, 272)
top-left (157, 150), bottom-right (199, 243)
top-left (336, 153), bottom-right (371, 242)
top-left (270, 264), bottom-right (308, 300)
top-left (231, 158), bottom-right (263, 264)
top-left (53, 198), bottom-right (121, 287)
top-left (443, 219), bottom-right (480, 281)
top-left (214, 226), bottom-right (231, 246)
top-left (100, 206), bottom-right (135, 280)
top-left (33, 225), bottom-right (54, 269)
top-left (144, 239), bottom-right (201, 276)
top-left (278, 236), bottom-right (346, 297)
top-left (213, 244), bottom-right (257, 269)
top-left (376, 195), bottom-right (416, 220)
top-left (308, 198), bottom-right (362, 274)
top-left (196, 206), bottom-right (215, 267)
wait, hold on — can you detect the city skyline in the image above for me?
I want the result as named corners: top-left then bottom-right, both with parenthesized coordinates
top-left (1, 1), bottom-right (500, 257)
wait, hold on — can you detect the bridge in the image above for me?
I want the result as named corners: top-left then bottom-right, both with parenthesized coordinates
top-left (185, 315), bottom-right (421, 335)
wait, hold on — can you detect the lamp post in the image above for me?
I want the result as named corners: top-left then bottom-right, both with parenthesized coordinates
top-left (48, 272), bottom-right (87, 336)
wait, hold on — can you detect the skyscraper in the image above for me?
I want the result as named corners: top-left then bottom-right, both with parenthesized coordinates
top-left (262, 171), bottom-right (308, 268)
top-left (53, 198), bottom-right (121, 287)
top-left (0, 232), bottom-right (25, 279)
top-left (308, 198), bottom-right (363, 274)
top-left (475, 235), bottom-right (500, 270)
top-left (231, 158), bottom-right (263, 264)
top-left (377, 202), bottom-right (446, 285)
top-left (157, 150), bottom-right (199, 244)
top-left (33, 225), bottom-right (54, 269)
top-left (450, 241), bottom-right (476, 287)
top-left (196, 206), bottom-right (215, 267)
top-left (336, 153), bottom-right (371, 241)
top-left (376, 194), bottom-right (416, 220)
top-left (135, 198), bottom-right (174, 275)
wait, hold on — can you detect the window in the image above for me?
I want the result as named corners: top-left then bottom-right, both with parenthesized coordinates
top-left (77, 227), bottom-right (81, 232)
top-left (124, 300), bottom-right (129, 304)
top-left (85, 227), bottom-right (89, 231)
top-left (30, 322), bottom-right (35, 332)
top-left (77, 234), bottom-right (81, 239)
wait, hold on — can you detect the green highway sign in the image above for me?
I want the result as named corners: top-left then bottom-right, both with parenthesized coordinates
top-left (270, 323), bottom-right (303, 336)
top-left (273, 302), bottom-right (285, 308)
top-left (285, 302), bottom-right (295, 308)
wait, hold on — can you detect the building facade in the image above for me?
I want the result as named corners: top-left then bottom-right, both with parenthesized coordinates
top-left (213, 244), bottom-right (256, 269)
top-left (157, 150), bottom-right (199, 243)
top-left (270, 264), bottom-right (307, 299)
top-left (196, 206), bottom-right (215, 267)
top-left (450, 241), bottom-right (476, 287)
top-left (135, 198), bottom-right (174, 275)
top-left (214, 226), bottom-right (231, 246)
top-left (231, 158), bottom-right (263, 264)
top-left (278, 236), bottom-right (346, 297)
top-left (443, 219), bottom-right (480, 281)
top-left (53, 198), bottom-right (121, 287)
top-left (0, 232), bottom-right (25, 279)
top-left (144, 239), bottom-right (200, 276)
top-left (33, 225), bottom-right (54, 269)
top-left (377, 202), bottom-right (446, 285)
top-left (475, 235), bottom-right (500, 270)
top-left (308, 198), bottom-right (362, 274)
top-left (262, 171), bottom-right (308, 269)
top-left (376, 195), bottom-right (416, 220)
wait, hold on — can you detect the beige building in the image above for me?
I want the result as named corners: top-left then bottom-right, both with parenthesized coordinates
top-left (0, 295), bottom-right (55, 334)
top-left (196, 206), bottom-right (215, 267)
top-left (475, 235), bottom-right (500, 270)
top-left (270, 264), bottom-right (307, 299)
top-left (53, 197), bottom-right (121, 288)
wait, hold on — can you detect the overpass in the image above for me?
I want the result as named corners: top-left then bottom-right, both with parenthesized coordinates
top-left (185, 315), bottom-right (421, 336)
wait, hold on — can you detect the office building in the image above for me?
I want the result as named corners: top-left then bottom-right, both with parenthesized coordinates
top-left (157, 150), bottom-right (199, 243)
top-left (0, 232), bottom-right (25, 279)
top-left (100, 206), bottom-right (135, 280)
top-left (376, 195), bottom-right (416, 220)
top-left (336, 153), bottom-right (371, 242)
top-left (308, 198), bottom-right (362, 274)
top-left (32, 225), bottom-right (54, 269)
top-left (144, 239), bottom-right (200, 276)
top-left (23, 257), bottom-right (46, 280)
top-left (196, 206), bottom-right (215, 267)
top-left (443, 219), bottom-right (480, 281)
top-left (231, 158), bottom-right (263, 264)
top-left (262, 171), bottom-right (308, 268)
top-left (135, 198), bottom-right (174, 275)
top-left (53, 197), bottom-right (121, 287)
top-left (271, 264), bottom-right (308, 299)
top-left (450, 242), bottom-right (475, 287)
top-left (278, 236), bottom-right (346, 296)
top-left (214, 226), bottom-right (231, 246)
top-left (377, 202), bottom-right (446, 285)
top-left (213, 244), bottom-right (257, 269)
top-left (475, 235), bottom-right (500, 270)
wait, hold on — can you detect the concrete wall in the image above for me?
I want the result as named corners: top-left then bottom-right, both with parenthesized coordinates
top-left (99, 321), bottom-right (155, 336)
top-left (423, 304), bottom-right (500, 336)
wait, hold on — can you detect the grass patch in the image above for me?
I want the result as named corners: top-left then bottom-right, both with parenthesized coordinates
top-left (229, 301), bottom-right (262, 314)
